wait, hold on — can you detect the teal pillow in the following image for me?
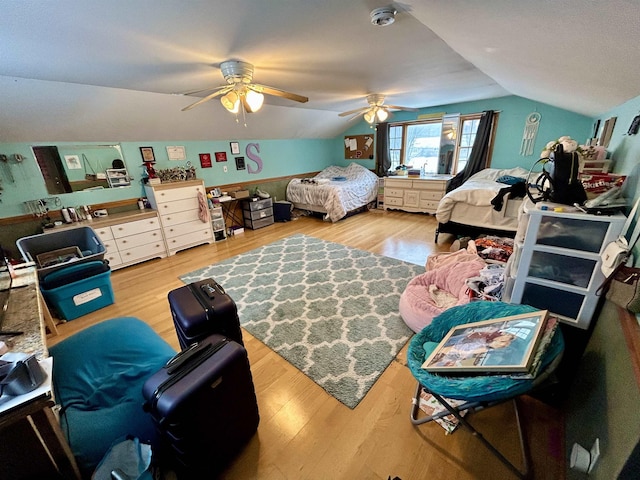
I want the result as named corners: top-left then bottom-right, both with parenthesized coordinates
top-left (497, 175), bottom-right (525, 185)
top-left (50, 317), bottom-right (176, 476)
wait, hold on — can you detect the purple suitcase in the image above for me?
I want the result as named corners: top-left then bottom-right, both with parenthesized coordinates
top-left (142, 334), bottom-right (259, 476)
top-left (168, 278), bottom-right (244, 349)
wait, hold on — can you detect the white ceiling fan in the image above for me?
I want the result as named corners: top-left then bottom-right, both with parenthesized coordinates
top-left (338, 94), bottom-right (419, 123)
top-left (180, 60), bottom-right (309, 114)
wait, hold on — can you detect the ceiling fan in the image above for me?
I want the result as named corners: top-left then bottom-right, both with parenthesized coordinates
top-left (338, 94), bottom-right (419, 123)
top-left (180, 60), bottom-right (309, 114)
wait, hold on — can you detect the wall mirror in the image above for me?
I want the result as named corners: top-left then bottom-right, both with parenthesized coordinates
top-left (32, 144), bottom-right (130, 194)
top-left (438, 113), bottom-right (460, 174)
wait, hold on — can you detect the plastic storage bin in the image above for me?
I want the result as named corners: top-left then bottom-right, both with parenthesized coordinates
top-left (17, 226), bottom-right (106, 279)
top-left (40, 261), bottom-right (114, 320)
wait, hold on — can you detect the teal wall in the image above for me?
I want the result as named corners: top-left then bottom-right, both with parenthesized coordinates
top-left (564, 93), bottom-right (640, 479)
top-left (0, 95), bottom-right (594, 219)
top-left (336, 95), bottom-right (593, 172)
top-left (0, 139), bottom-right (335, 218)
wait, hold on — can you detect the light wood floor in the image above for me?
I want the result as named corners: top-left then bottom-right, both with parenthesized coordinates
top-left (47, 209), bottom-right (565, 480)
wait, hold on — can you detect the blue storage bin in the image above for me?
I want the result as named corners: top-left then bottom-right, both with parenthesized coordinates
top-left (40, 261), bottom-right (114, 320)
top-left (16, 226), bottom-right (106, 279)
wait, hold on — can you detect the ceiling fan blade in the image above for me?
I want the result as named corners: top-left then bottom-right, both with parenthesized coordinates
top-left (179, 85), bottom-right (227, 96)
top-left (181, 87), bottom-right (232, 112)
top-left (347, 111), bottom-right (366, 122)
top-left (339, 107), bottom-right (369, 117)
top-left (384, 105), bottom-right (420, 112)
top-left (250, 84), bottom-right (308, 103)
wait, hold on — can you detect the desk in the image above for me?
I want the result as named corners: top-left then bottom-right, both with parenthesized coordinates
top-left (215, 197), bottom-right (244, 230)
top-left (0, 266), bottom-right (80, 479)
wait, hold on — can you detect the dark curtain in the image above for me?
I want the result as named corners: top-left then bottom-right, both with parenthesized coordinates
top-left (446, 110), bottom-right (495, 193)
top-left (375, 122), bottom-right (391, 176)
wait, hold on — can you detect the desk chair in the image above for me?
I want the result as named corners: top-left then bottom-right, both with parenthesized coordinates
top-left (407, 301), bottom-right (564, 479)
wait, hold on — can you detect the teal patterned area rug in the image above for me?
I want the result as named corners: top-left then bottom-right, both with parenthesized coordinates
top-left (180, 234), bottom-right (424, 409)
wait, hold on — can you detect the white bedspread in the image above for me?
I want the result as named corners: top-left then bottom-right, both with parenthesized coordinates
top-left (436, 167), bottom-right (529, 225)
top-left (286, 163), bottom-right (379, 222)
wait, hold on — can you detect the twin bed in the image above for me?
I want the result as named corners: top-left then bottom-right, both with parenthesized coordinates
top-left (286, 163), bottom-right (379, 222)
top-left (434, 167), bottom-right (530, 242)
top-left (286, 164), bottom-right (529, 239)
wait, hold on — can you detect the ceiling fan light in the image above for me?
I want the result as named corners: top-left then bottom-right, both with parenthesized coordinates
top-left (376, 108), bottom-right (389, 122)
top-left (221, 91), bottom-right (240, 113)
top-left (363, 109), bottom-right (376, 124)
top-left (244, 89), bottom-right (264, 112)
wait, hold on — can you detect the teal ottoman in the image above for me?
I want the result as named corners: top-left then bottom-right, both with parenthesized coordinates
top-left (49, 317), bottom-right (176, 477)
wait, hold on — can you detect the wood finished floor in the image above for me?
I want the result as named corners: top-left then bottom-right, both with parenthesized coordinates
top-left (47, 209), bottom-right (565, 480)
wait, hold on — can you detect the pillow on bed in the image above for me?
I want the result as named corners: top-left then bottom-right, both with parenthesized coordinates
top-left (497, 175), bottom-right (525, 185)
top-left (469, 167), bottom-right (530, 183)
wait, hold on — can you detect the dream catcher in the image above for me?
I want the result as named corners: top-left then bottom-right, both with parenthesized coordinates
top-left (520, 112), bottom-right (541, 156)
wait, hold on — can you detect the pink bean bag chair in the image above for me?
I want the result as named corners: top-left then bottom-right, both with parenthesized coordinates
top-left (400, 249), bottom-right (486, 333)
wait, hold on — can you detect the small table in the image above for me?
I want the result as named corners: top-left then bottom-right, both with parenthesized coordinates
top-left (0, 266), bottom-right (80, 479)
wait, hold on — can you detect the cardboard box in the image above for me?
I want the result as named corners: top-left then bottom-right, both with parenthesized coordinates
top-left (230, 189), bottom-right (250, 199)
top-left (36, 246), bottom-right (83, 269)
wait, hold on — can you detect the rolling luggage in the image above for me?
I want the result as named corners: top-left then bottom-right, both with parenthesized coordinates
top-left (142, 334), bottom-right (259, 476)
top-left (168, 278), bottom-right (243, 349)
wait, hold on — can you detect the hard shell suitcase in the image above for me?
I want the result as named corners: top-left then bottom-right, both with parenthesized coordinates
top-left (142, 334), bottom-right (259, 476)
top-left (168, 278), bottom-right (243, 349)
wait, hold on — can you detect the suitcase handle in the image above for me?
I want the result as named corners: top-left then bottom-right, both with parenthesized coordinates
top-left (164, 341), bottom-right (210, 374)
top-left (144, 339), bottom-right (229, 416)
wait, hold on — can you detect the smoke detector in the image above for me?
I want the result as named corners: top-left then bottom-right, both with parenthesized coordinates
top-left (370, 7), bottom-right (397, 26)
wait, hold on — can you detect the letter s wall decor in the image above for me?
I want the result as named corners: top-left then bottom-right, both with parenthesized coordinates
top-left (246, 143), bottom-right (263, 174)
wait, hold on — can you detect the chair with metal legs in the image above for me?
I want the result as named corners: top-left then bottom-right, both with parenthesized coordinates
top-left (406, 301), bottom-right (564, 480)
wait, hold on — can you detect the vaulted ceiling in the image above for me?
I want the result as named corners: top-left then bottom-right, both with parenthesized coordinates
top-left (1, 1), bottom-right (638, 142)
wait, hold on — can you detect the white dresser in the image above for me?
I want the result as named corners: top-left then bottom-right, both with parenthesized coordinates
top-left (145, 180), bottom-right (214, 255)
top-left (383, 175), bottom-right (451, 214)
top-left (45, 211), bottom-right (167, 271)
top-left (504, 199), bottom-right (626, 329)
top-left (94, 214), bottom-right (166, 269)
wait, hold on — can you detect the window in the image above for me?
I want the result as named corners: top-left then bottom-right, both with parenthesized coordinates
top-left (388, 113), bottom-right (491, 175)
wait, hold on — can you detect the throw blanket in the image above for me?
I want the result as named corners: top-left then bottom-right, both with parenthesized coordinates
top-left (491, 180), bottom-right (526, 211)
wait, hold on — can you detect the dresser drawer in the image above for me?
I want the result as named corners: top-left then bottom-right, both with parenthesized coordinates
top-left (94, 226), bottom-right (114, 241)
top-left (412, 180), bottom-right (447, 192)
top-left (111, 217), bottom-right (161, 238)
top-left (420, 190), bottom-right (444, 201)
top-left (157, 197), bottom-right (199, 215)
top-left (166, 229), bottom-right (213, 250)
top-left (115, 229), bottom-right (163, 250)
top-left (419, 200), bottom-right (441, 211)
top-left (164, 219), bottom-right (211, 239)
top-left (384, 178), bottom-right (411, 188)
top-left (153, 184), bottom-right (204, 203)
top-left (385, 188), bottom-right (404, 198)
top-left (385, 196), bottom-right (404, 206)
top-left (160, 209), bottom-right (201, 227)
top-left (119, 241), bottom-right (167, 264)
top-left (243, 207), bottom-right (273, 221)
top-left (242, 197), bottom-right (272, 211)
top-left (104, 251), bottom-right (123, 267)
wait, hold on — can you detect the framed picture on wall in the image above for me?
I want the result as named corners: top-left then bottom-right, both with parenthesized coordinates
top-left (140, 147), bottom-right (155, 162)
top-left (215, 152), bottom-right (227, 162)
top-left (235, 156), bottom-right (246, 170)
top-left (166, 146), bottom-right (186, 161)
top-left (230, 142), bottom-right (240, 155)
top-left (199, 153), bottom-right (212, 168)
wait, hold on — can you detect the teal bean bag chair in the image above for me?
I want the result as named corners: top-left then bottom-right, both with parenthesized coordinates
top-left (50, 317), bottom-right (176, 477)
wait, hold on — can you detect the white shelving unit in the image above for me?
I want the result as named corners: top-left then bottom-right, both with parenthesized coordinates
top-left (210, 205), bottom-right (226, 241)
top-left (505, 199), bottom-right (626, 329)
top-left (105, 168), bottom-right (131, 188)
